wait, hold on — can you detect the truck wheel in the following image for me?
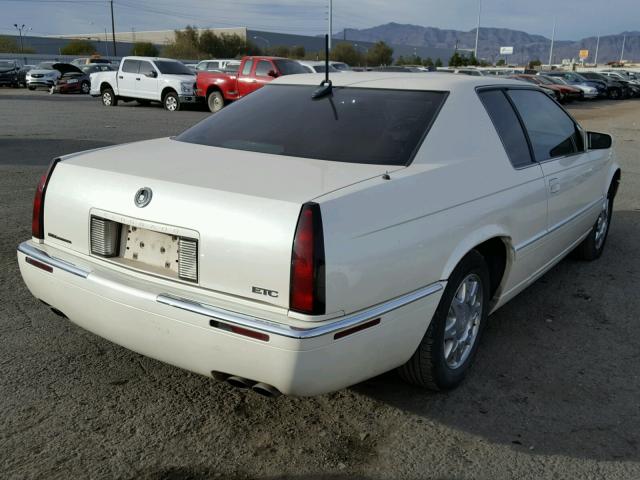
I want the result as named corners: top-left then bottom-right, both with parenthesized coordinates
top-left (27, 85), bottom-right (36, 91)
top-left (163, 91), bottom-right (180, 111)
top-left (398, 250), bottom-right (490, 391)
top-left (207, 91), bottom-right (224, 113)
top-left (102, 88), bottom-right (118, 106)
top-left (80, 81), bottom-right (90, 94)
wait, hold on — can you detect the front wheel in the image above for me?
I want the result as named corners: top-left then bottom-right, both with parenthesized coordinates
top-left (102, 88), bottom-right (118, 106)
top-left (207, 90), bottom-right (224, 113)
top-left (27, 85), bottom-right (36, 91)
top-left (573, 194), bottom-right (613, 261)
top-left (608, 88), bottom-right (620, 100)
top-left (80, 81), bottom-right (90, 94)
top-left (398, 250), bottom-right (490, 390)
top-left (163, 91), bottom-right (180, 111)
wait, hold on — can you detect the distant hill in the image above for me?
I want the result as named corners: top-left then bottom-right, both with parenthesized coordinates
top-left (338, 23), bottom-right (639, 64)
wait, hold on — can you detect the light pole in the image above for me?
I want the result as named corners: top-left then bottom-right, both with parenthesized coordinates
top-left (328, 0), bottom-right (333, 50)
top-left (548, 17), bottom-right (556, 67)
top-left (474, 0), bottom-right (482, 59)
top-left (620, 34), bottom-right (626, 63)
top-left (594, 33), bottom-right (600, 66)
top-left (13, 23), bottom-right (26, 62)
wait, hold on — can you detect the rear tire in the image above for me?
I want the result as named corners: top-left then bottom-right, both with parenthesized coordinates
top-left (398, 250), bottom-right (490, 390)
top-left (207, 90), bottom-right (224, 113)
top-left (101, 88), bottom-right (118, 106)
top-left (27, 85), bottom-right (35, 91)
top-left (163, 91), bottom-right (180, 111)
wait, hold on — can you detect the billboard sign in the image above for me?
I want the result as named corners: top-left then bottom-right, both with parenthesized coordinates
top-left (500, 46), bottom-right (514, 55)
top-left (579, 49), bottom-right (589, 59)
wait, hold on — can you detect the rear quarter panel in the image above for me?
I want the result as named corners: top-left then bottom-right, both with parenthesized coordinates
top-left (316, 86), bottom-right (549, 315)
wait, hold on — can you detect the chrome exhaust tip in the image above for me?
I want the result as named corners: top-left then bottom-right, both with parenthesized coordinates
top-left (226, 376), bottom-right (254, 389)
top-left (252, 382), bottom-right (281, 398)
top-left (211, 371), bottom-right (230, 382)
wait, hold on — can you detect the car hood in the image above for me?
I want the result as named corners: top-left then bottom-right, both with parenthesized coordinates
top-left (27, 69), bottom-right (58, 76)
top-left (52, 63), bottom-right (84, 75)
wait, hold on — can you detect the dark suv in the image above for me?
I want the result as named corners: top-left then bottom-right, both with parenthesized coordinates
top-left (0, 60), bottom-right (20, 87)
top-left (580, 72), bottom-right (629, 99)
top-left (544, 71), bottom-right (608, 98)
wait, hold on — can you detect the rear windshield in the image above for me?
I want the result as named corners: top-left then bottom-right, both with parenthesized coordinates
top-left (176, 85), bottom-right (446, 165)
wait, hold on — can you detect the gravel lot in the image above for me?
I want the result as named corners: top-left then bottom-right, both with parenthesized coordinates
top-left (1, 89), bottom-right (639, 480)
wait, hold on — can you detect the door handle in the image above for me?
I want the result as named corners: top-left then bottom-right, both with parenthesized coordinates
top-left (549, 178), bottom-right (560, 194)
top-left (118, 75), bottom-right (123, 79)
top-left (136, 77), bottom-right (141, 81)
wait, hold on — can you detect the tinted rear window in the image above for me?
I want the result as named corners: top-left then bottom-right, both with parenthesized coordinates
top-left (176, 85), bottom-right (447, 165)
top-left (478, 89), bottom-right (533, 168)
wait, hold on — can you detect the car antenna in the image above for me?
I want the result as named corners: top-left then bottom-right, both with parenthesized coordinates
top-left (312, 34), bottom-right (333, 99)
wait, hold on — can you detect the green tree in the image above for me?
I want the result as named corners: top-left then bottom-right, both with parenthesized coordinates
top-left (395, 55), bottom-right (406, 65)
top-left (366, 41), bottom-right (393, 66)
top-left (422, 57), bottom-right (434, 67)
top-left (330, 42), bottom-right (363, 66)
top-left (290, 45), bottom-right (305, 59)
top-left (198, 29), bottom-right (223, 57)
top-left (162, 25), bottom-right (201, 59)
top-left (270, 45), bottom-right (291, 58)
top-left (434, 58), bottom-right (443, 68)
top-left (448, 52), bottom-right (464, 67)
top-left (131, 42), bottom-right (158, 56)
top-left (0, 36), bottom-right (35, 53)
top-left (61, 39), bottom-right (96, 55)
top-left (466, 54), bottom-right (479, 66)
top-left (496, 58), bottom-right (506, 66)
top-left (528, 59), bottom-right (542, 69)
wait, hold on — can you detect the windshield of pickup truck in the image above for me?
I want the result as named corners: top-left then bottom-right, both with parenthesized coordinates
top-left (176, 85), bottom-right (447, 166)
top-left (273, 59), bottom-right (308, 75)
top-left (0, 61), bottom-right (17, 71)
top-left (154, 60), bottom-right (194, 75)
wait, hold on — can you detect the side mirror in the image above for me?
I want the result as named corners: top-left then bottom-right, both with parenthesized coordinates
top-left (267, 70), bottom-right (278, 78)
top-left (588, 131), bottom-right (612, 150)
top-left (146, 71), bottom-right (158, 78)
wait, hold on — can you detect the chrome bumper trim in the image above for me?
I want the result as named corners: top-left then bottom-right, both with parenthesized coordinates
top-left (17, 241), bottom-right (90, 278)
top-left (157, 282), bottom-right (444, 340)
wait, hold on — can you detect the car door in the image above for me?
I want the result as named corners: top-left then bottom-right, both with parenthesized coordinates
top-left (137, 60), bottom-right (159, 100)
top-left (118, 59), bottom-right (140, 97)
top-left (237, 59), bottom-right (255, 97)
top-left (253, 60), bottom-right (276, 90)
top-left (507, 88), bottom-right (607, 257)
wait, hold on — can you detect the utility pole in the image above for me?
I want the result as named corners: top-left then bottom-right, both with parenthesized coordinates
top-left (548, 17), bottom-right (556, 67)
top-left (328, 0), bottom-right (332, 50)
top-left (104, 28), bottom-right (109, 56)
top-left (110, 0), bottom-right (117, 56)
top-left (620, 34), bottom-right (626, 63)
top-left (474, 0), bottom-right (482, 59)
top-left (13, 24), bottom-right (26, 63)
top-left (594, 33), bottom-right (600, 66)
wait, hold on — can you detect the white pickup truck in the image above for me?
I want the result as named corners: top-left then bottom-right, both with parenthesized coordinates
top-left (90, 56), bottom-right (197, 111)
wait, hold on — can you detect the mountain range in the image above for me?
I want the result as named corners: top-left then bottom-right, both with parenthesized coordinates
top-left (339, 23), bottom-right (639, 64)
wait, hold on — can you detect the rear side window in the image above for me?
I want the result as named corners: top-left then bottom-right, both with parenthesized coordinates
top-left (478, 89), bottom-right (533, 168)
top-left (255, 60), bottom-right (272, 77)
top-left (508, 89), bottom-right (580, 161)
top-left (241, 60), bottom-right (253, 76)
top-left (122, 60), bottom-right (140, 73)
top-left (177, 85), bottom-right (447, 166)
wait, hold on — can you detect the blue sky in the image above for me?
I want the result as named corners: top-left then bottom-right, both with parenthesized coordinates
top-left (1, 0), bottom-right (637, 40)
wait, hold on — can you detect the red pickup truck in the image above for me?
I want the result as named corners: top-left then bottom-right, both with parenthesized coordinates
top-left (196, 56), bottom-right (308, 112)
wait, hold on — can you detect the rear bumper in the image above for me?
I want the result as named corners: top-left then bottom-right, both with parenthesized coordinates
top-left (17, 240), bottom-right (443, 396)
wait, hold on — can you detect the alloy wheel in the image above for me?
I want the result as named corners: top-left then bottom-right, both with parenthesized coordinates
top-left (594, 198), bottom-right (610, 250)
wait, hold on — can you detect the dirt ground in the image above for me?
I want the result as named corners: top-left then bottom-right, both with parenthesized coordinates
top-left (1, 89), bottom-right (639, 480)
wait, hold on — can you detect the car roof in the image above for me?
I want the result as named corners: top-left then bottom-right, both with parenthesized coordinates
top-left (273, 72), bottom-right (526, 91)
top-left (123, 56), bottom-right (181, 62)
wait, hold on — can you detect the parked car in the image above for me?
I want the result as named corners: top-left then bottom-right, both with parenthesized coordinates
top-left (598, 71), bottom-right (640, 97)
top-left (80, 64), bottom-right (115, 75)
top-left (543, 71), bottom-right (608, 98)
top-left (297, 60), bottom-right (340, 73)
top-left (18, 64), bottom-right (35, 87)
top-left (510, 74), bottom-right (582, 102)
top-left (542, 75), bottom-right (598, 99)
top-left (26, 62), bottom-right (62, 90)
top-left (17, 74), bottom-right (620, 397)
top-left (329, 61), bottom-right (351, 71)
top-left (195, 55), bottom-right (308, 113)
top-left (0, 59), bottom-right (21, 87)
top-left (71, 57), bottom-right (112, 67)
top-left (90, 56), bottom-right (197, 111)
top-left (195, 59), bottom-right (240, 72)
top-left (580, 72), bottom-right (630, 99)
top-left (50, 64), bottom-right (91, 94)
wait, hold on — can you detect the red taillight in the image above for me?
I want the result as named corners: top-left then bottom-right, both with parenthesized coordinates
top-left (290, 203), bottom-right (325, 315)
top-left (32, 158), bottom-right (60, 240)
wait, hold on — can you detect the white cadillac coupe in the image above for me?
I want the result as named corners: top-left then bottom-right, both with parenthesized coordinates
top-left (18, 73), bottom-right (620, 397)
